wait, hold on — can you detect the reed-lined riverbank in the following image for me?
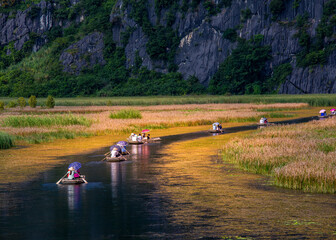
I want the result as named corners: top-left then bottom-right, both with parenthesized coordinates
top-left (222, 117), bottom-right (336, 193)
top-left (0, 103), bottom-right (308, 145)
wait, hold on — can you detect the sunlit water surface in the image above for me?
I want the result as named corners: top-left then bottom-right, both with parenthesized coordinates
top-left (1, 118), bottom-right (336, 239)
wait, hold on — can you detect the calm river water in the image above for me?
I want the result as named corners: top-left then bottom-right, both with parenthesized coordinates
top-left (1, 117), bottom-right (336, 239)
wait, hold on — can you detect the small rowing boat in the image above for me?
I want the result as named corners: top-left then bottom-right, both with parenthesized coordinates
top-left (143, 137), bottom-right (162, 143)
top-left (105, 156), bottom-right (126, 162)
top-left (59, 175), bottom-right (87, 184)
top-left (208, 129), bottom-right (223, 133)
top-left (128, 140), bottom-right (144, 145)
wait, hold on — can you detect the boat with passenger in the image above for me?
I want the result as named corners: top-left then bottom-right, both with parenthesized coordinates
top-left (56, 162), bottom-right (87, 184)
top-left (105, 156), bottom-right (126, 162)
top-left (209, 122), bottom-right (223, 133)
top-left (319, 109), bottom-right (328, 119)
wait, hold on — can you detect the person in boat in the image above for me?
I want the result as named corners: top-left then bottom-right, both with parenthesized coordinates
top-left (142, 133), bottom-right (146, 139)
top-left (74, 169), bottom-right (80, 178)
top-left (212, 124), bottom-right (217, 130)
top-left (111, 147), bottom-right (121, 158)
top-left (131, 133), bottom-right (138, 142)
top-left (260, 117), bottom-right (268, 124)
top-left (137, 133), bottom-right (143, 142)
top-left (219, 124), bottom-right (222, 130)
top-left (120, 145), bottom-right (127, 154)
top-left (67, 167), bottom-right (78, 180)
top-left (147, 134), bottom-right (150, 140)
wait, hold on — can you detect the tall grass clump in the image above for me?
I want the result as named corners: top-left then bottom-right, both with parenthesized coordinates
top-left (221, 117), bottom-right (336, 193)
top-left (0, 101), bottom-right (4, 110)
top-left (109, 109), bottom-right (142, 119)
top-left (0, 132), bottom-right (14, 149)
top-left (1, 115), bottom-right (92, 128)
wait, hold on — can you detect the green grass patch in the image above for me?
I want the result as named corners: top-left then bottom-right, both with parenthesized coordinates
top-left (109, 109), bottom-right (142, 119)
top-left (265, 113), bottom-right (295, 118)
top-left (1, 94), bottom-right (336, 107)
top-left (317, 143), bottom-right (336, 154)
top-left (14, 130), bottom-right (93, 144)
top-left (0, 132), bottom-right (14, 149)
top-left (1, 115), bottom-right (92, 128)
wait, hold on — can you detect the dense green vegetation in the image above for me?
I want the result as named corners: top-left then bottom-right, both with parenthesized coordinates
top-left (0, 131), bottom-right (14, 149)
top-left (1, 94), bottom-right (336, 107)
top-left (1, 114), bottom-right (92, 127)
top-left (109, 109), bottom-right (142, 119)
top-left (293, 1), bottom-right (336, 68)
top-left (209, 35), bottom-right (272, 95)
top-left (269, 0), bottom-right (285, 19)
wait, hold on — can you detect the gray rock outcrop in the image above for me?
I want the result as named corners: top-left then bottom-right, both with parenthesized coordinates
top-left (59, 32), bottom-right (106, 74)
top-left (111, 0), bottom-right (336, 93)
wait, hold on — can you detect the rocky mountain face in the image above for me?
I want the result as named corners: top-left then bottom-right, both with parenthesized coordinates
top-left (1, 0), bottom-right (335, 94)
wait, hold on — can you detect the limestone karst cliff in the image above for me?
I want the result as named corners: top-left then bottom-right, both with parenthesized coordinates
top-left (0, 0), bottom-right (335, 96)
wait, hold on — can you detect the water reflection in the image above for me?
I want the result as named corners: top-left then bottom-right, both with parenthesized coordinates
top-left (65, 185), bottom-right (82, 211)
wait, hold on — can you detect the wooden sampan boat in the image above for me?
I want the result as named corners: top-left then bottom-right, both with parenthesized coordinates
top-left (105, 156), bottom-right (125, 162)
top-left (144, 137), bottom-right (162, 143)
top-left (208, 129), bottom-right (223, 133)
top-left (128, 140), bottom-right (144, 145)
top-left (319, 115), bottom-right (329, 119)
top-left (60, 175), bottom-right (86, 184)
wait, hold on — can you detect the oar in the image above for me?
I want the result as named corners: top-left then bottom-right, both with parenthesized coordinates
top-left (82, 176), bottom-right (88, 184)
top-left (56, 173), bottom-right (67, 184)
top-left (104, 152), bottom-right (110, 156)
top-left (102, 155), bottom-right (109, 161)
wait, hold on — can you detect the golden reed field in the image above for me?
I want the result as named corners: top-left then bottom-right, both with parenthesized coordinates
top-left (222, 117), bottom-right (336, 193)
top-left (0, 103), bottom-right (308, 138)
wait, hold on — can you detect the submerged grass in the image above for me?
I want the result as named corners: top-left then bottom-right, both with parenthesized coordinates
top-left (221, 117), bottom-right (336, 193)
top-left (1, 114), bottom-right (92, 127)
top-left (109, 109), bottom-right (142, 119)
top-left (0, 132), bottom-right (14, 149)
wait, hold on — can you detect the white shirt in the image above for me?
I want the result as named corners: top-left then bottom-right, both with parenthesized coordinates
top-left (111, 150), bottom-right (119, 157)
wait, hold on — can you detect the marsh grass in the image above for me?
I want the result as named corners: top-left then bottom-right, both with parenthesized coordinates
top-left (264, 113), bottom-right (295, 118)
top-left (256, 107), bottom-right (307, 112)
top-left (0, 132), bottom-right (14, 149)
top-left (221, 118), bottom-right (336, 193)
top-left (0, 103), bottom-right (311, 145)
top-left (0, 94), bottom-right (335, 106)
top-left (14, 130), bottom-right (93, 144)
top-left (109, 109), bottom-right (142, 119)
top-left (1, 115), bottom-right (92, 127)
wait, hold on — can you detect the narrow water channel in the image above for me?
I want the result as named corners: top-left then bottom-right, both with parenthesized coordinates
top-left (0, 117), bottom-right (335, 239)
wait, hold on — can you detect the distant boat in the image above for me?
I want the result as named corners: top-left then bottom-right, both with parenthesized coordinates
top-left (105, 156), bottom-right (126, 162)
top-left (128, 140), bottom-right (144, 145)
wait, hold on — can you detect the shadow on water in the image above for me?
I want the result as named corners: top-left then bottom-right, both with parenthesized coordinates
top-left (0, 116), bottom-right (335, 239)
